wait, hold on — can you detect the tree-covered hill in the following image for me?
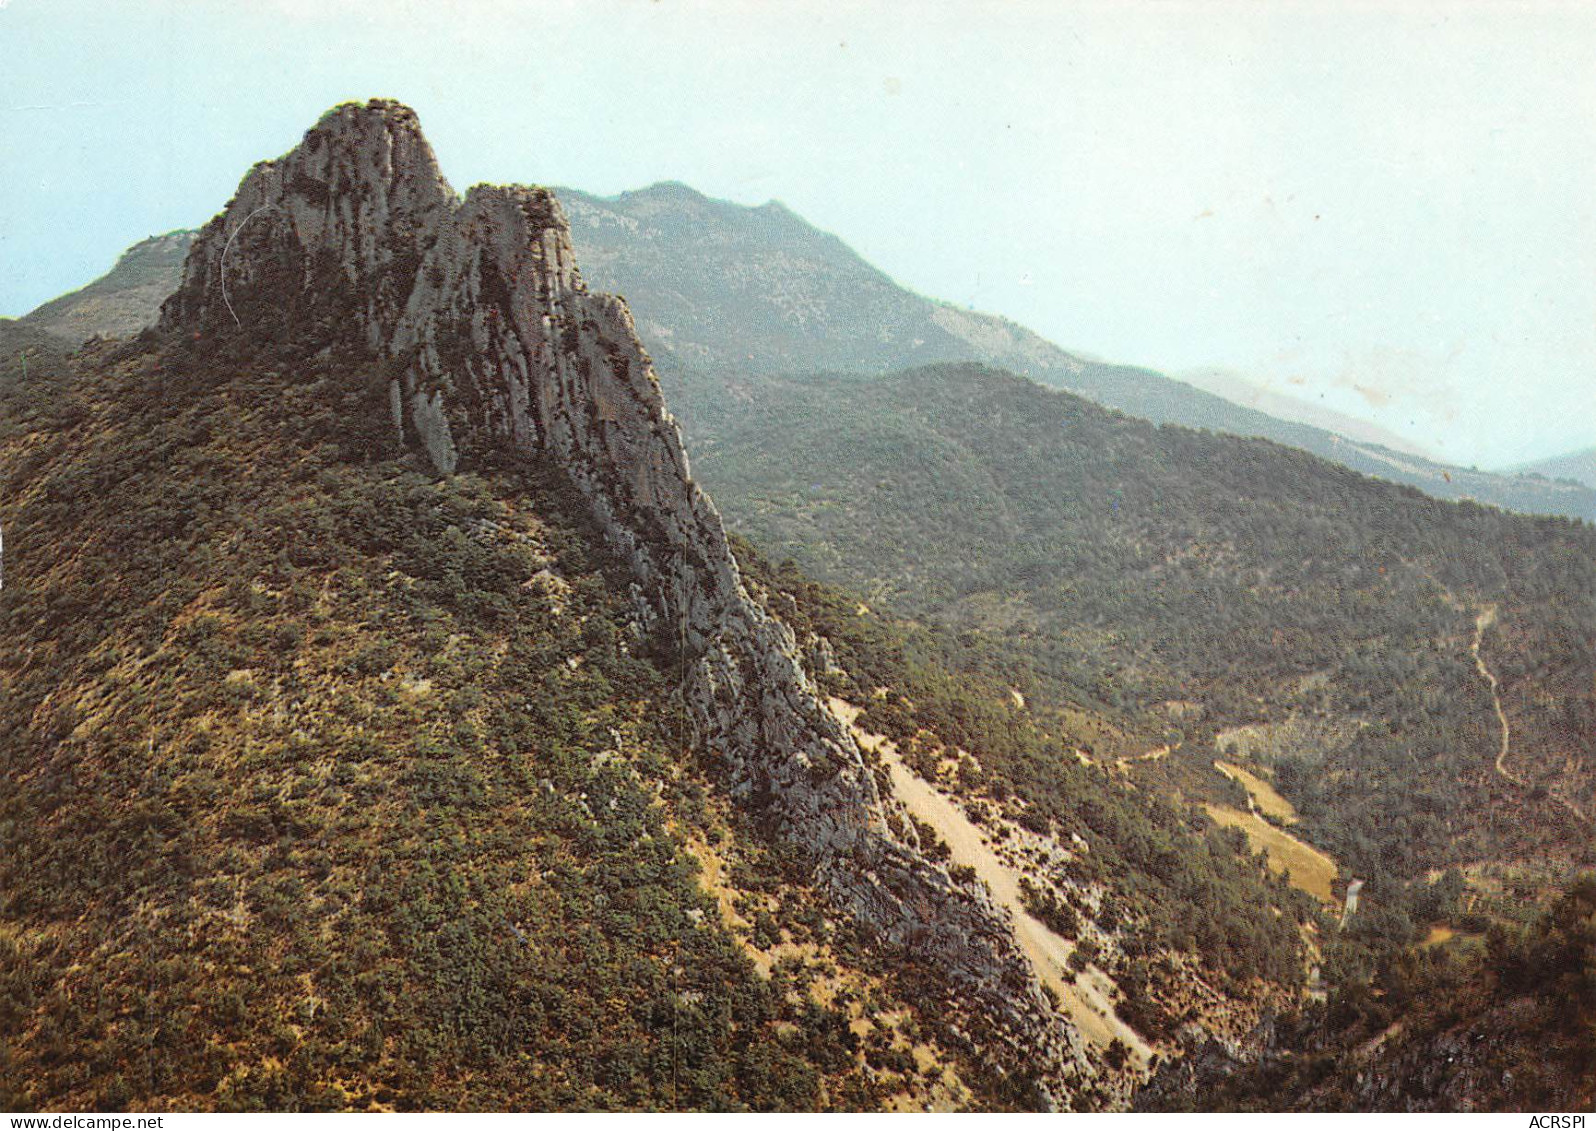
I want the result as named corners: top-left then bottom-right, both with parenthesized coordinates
top-left (0, 332), bottom-right (937, 1111)
top-left (0, 317), bottom-right (1333, 1110)
top-left (663, 363), bottom-right (1596, 890)
top-left (1139, 879), bottom-right (1596, 1112)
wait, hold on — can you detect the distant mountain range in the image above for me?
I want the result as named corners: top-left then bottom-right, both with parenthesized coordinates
top-left (1174, 367), bottom-right (1436, 456)
top-left (558, 183), bottom-right (1596, 522)
top-left (11, 184), bottom-right (1593, 522)
top-left (1507, 446), bottom-right (1596, 490)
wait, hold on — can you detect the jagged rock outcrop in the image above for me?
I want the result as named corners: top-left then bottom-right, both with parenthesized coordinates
top-left (161, 100), bottom-right (1091, 1102)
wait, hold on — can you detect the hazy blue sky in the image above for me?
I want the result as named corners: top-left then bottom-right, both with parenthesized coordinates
top-left (3, 0), bottom-right (1592, 467)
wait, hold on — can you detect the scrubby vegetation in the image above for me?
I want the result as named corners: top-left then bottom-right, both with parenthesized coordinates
top-left (736, 540), bottom-right (1314, 994)
top-left (669, 360), bottom-right (1596, 1107)
top-left (0, 334), bottom-right (893, 1111)
top-left (1143, 877), bottom-right (1596, 1111)
top-left (4, 309), bottom-right (1588, 1110)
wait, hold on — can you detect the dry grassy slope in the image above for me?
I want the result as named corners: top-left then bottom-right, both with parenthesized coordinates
top-left (0, 338), bottom-right (997, 1112)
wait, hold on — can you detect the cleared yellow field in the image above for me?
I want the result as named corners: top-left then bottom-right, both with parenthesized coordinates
top-left (1214, 760), bottom-right (1299, 823)
top-left (1204, 804), bottom-right (1337, 903)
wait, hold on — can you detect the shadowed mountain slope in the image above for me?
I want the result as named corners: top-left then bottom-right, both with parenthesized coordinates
top-left (18, 186), bottom-right (1588, 520)
top-left (558, 183), bottom-right (1595, 522)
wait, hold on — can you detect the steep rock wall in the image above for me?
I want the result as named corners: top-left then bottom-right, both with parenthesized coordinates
top-left (161, 99), bottom-right (1089, 1101)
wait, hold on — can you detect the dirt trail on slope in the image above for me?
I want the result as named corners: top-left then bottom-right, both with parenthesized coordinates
top-left (1469, 606), bottom-right (1592, 822)
top-left (1113, 744), bottom-right (1172, 771)
top-left (1471, 605), bottom-right (1522, 787)
top-left (829, 698), bottom-right (1153, 1065)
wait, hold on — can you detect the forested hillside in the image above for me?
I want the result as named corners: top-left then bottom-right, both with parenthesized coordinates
top-left (0, 332), bottom-right (964, 1110)
top-left (0, 327), bottom-right (1327, 1110)
top-left (1140, 879), bottom-right (1596, 1112)
top-left (664, 363), bottom-right (1596, 893)
top-left (736, 538), bottom-right (1316, 992)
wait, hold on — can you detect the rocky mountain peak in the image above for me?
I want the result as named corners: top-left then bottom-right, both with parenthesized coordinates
top-left (157, 99), bottom-right (1092, 1102)
top-left (161, 100), bottom-right (455, 345)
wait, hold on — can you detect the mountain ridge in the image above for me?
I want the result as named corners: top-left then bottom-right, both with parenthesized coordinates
top-left (154, 99), bottom-right (1093, 1101)
top-left (556, 181), bottom-right (1596, 522)
top-left (1175, 367), bottom-right (1436, 456)
top-left (15, 182), bottom-right (1590, 520)
top-left (1503, 445), bottom-right (1596, 490)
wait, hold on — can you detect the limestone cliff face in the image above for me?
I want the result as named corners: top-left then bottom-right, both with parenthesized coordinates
top-left (161, 100), bottom-right (1088, 1099)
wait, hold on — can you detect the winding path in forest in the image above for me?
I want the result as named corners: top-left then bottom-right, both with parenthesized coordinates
top-left (1466, 604), bottom-right (1594, 823)
top-left (1470, 605), bottom-right (1523, 788)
